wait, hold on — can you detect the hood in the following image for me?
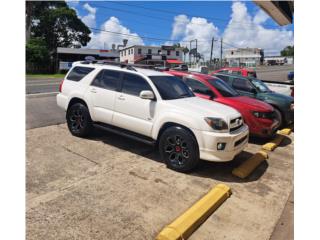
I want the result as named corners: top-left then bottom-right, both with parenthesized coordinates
top-left (226, 96), bottom-right (274, 112)
top-left (165, 96), bottom-right (241, 122)
top-left (260, 91), bottom-right (294, 103)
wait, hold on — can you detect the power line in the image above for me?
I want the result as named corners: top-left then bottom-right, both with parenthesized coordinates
top-left (105, 1), bottom-right (282, 30)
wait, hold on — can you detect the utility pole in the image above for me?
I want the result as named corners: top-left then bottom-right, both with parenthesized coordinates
top-left (220, 38), bottom-right (223, 68)
top-left (195, 39), bottom-right (198, 64)
top-left (210, 37), bottom-right (214, 65)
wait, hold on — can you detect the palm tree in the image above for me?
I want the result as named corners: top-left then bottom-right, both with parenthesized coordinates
top-left (182, 47), bottom-right (189, 62)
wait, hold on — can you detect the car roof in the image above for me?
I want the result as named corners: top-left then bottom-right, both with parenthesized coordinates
top-left (73, 62), bottom-right (171, 77)
top-left (166, 70), bottom-right (220, 81)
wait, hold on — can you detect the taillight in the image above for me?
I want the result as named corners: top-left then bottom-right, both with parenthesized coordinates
top-left (59, 80), bottom-right (64, 92)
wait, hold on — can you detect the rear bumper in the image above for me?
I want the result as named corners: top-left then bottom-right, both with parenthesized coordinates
top-left (56, 93), bottom-right (69, 111)
top-left (193, 124), bottom-right (249, 162)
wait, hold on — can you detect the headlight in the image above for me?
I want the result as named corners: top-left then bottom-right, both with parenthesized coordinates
top-left (252, 111), bottom-right (271, 119)
top-left (204, 117), bottom-right (228, 132)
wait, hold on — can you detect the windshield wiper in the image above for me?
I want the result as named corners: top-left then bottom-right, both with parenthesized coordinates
top-left (178, 93), bottom-right (191, 98)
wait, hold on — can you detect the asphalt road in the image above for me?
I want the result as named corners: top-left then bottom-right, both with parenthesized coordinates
top-left (256, 65), bottom-right (294, 82)
top-left (26, 94), bottom-right (65, 129)
top-left (26, 78), bottom-right (62, 94)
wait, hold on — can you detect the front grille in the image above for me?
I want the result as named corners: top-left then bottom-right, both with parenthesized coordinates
top-left (234, 135), bottom-right (248, 147)
top-left (230, 117), bottom-right (243, 132)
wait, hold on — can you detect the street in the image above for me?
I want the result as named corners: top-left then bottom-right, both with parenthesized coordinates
top-left (26, 78), bottom-right (62, 94)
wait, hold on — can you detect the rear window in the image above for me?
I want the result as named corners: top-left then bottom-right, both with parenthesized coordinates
top-left (67, 66), bottom-right (94, 81)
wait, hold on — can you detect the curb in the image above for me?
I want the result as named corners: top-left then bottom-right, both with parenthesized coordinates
top-left (156, 184), bottom-right (231, 240)
top-left (232, 150), bottom-right (268, 179)
top-left (26, 92), bottom-right (59, 99)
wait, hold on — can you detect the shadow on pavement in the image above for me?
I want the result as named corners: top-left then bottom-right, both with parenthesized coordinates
top-left (88, 128), bottom-right (268, 183)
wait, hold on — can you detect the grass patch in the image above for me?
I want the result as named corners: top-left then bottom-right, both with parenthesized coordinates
top-left (26, 73), bottom-right (66, 79)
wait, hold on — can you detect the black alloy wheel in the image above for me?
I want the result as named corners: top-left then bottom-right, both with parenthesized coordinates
top-left (159, 126), bottom-right (199, 172)
top-left (66, 103), bottom-right (92, 137)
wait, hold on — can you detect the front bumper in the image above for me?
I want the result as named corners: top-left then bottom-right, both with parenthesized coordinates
top-left (193, 124), bottom-right (249, 162)
top-left (249, 117), bottom-right (280, 138)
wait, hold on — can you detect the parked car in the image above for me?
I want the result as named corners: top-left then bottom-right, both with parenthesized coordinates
top-left (211, 67), bottom-right (257, 78)
top-left (288, 71), bottom-right (294, 80)
top-left (212, 67), bottom-right (294, 97)
top-left (57, 61), bottom-right (249, 172)
top-left (213, 73), bottom-right (294, 127)
top-left (166, 70), bottom-right (280, 137)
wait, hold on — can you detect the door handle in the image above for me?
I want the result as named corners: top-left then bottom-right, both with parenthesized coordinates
top-left (90, 88), bottom-right (97, 93)
top-left (118, 95), bottom-right (125, 100)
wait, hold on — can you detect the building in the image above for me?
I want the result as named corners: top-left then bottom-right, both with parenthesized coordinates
top-left (119, 45), bottom-right (184, 67)
top-left (224, 48), bottom-right (263, 67)
top-left (57, 47), bottom-right (120, 71)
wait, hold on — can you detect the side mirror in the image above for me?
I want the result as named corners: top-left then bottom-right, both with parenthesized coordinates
top-left (139, 90), bottom-right (155, 100)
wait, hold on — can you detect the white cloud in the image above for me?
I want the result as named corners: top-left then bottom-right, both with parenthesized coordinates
top-left (253, 9), bottom-right (269, 24)
top-left (169, 1), bottom-right (293, 58)
top-left (170, 15), bottom-right (220, 60)
top-left (81, 3), bottom-right (96, 28)
top-left (171, 15), bottom-right (189, 40)
top-left (87, 17), bottom-right (144, 49)
top-left (223, 1), bottom-right (293, 55)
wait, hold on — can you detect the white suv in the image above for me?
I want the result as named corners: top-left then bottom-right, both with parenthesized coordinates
top-left (57, 61), bottom-right (249, 172)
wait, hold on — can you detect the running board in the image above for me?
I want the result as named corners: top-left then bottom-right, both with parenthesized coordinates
top-left (93, 123), bottom-right (156, 146)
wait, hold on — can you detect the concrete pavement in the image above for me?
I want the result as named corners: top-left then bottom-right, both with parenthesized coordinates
top-left (26, 124), bottom-right (294, 240)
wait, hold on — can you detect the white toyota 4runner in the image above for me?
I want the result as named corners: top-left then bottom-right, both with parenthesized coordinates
top-left (57, 61), bottom-right (249, 172)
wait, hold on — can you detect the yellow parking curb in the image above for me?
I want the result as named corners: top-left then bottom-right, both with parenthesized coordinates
top-left (232, 151), bottom-right (268, 179)
top-left (262, 134), bottom-right (285, 151)
top-left (277, 128), bottom-right (292, 135)
top-left (156, 184), bottom-right (231, 240)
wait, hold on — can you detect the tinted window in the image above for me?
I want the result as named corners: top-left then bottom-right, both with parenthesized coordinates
top-left (149, 76), bottom-right (194, 100)
top-left (122, 73), bottom-right (152, 96)
top-left (215, 74), bottom-right (229, 82)
top-left (184, 78), bottom-right (215, 97)
top-left (231, 70), bottom-right (241, 75)
top-left (91, 70), bottom-right (120, 91)
top-left (232, 78), bottom-right (254, 92)
top-left (67, 66), bottom-right (94, 81)
top-left (207, 78), bottom-right (239, 97)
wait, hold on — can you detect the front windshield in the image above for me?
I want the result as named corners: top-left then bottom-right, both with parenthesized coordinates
top-left (250, 78), bottom-right (270, 92)
top-left (149, 76), bottom-right (194, 100)
top-left (207, 78), bottom-right (239, 97)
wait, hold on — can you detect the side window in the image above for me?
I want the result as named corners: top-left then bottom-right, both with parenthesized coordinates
top-left (91, 70), bottom-right (120, 91)
top-left (184, 78), bottom-right (215, 97)
top-left (232, 70), bottom-right (241, 75)
top-left (67, 66), bottom-right (94, 81)
top-left (122, 73), bottom-right (152, 96)
top-left (232, 78), bottom-right (253, 92)
top-left (216, 75), bottom-right (229, 82)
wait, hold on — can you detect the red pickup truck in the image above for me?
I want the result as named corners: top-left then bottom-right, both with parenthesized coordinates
top-left (211, 67), bottom-right (257, 78)
top-left (166, 70), bottom-right (280, 137)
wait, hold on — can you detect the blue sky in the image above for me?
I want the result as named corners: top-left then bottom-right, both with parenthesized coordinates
top-left (67, 1), bottom-right (294, 57)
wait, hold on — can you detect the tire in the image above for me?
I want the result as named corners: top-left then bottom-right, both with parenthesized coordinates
top-left (66, 103), bottom-right (93, 137)
top-left (159, 126), bottom-right (199, 173)
top-left (274, 107), bottom-right (283, 128)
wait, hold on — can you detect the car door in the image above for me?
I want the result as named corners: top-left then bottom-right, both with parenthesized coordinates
top-left (87, 69), bottom-right (121, 124)
top-left (183, 77), bottom-right (216, 100)
top-left (112, 72), bottom-right (156, 137)
top-left (231, 77), bottom-right (257, 98)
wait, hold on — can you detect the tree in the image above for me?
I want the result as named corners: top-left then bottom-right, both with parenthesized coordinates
top-left (26, 1), bottom-right (91, 72)
top-left (281, 46), bottom-right (294, 56)
top-left (182, 47), bottom-right (189, 62)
